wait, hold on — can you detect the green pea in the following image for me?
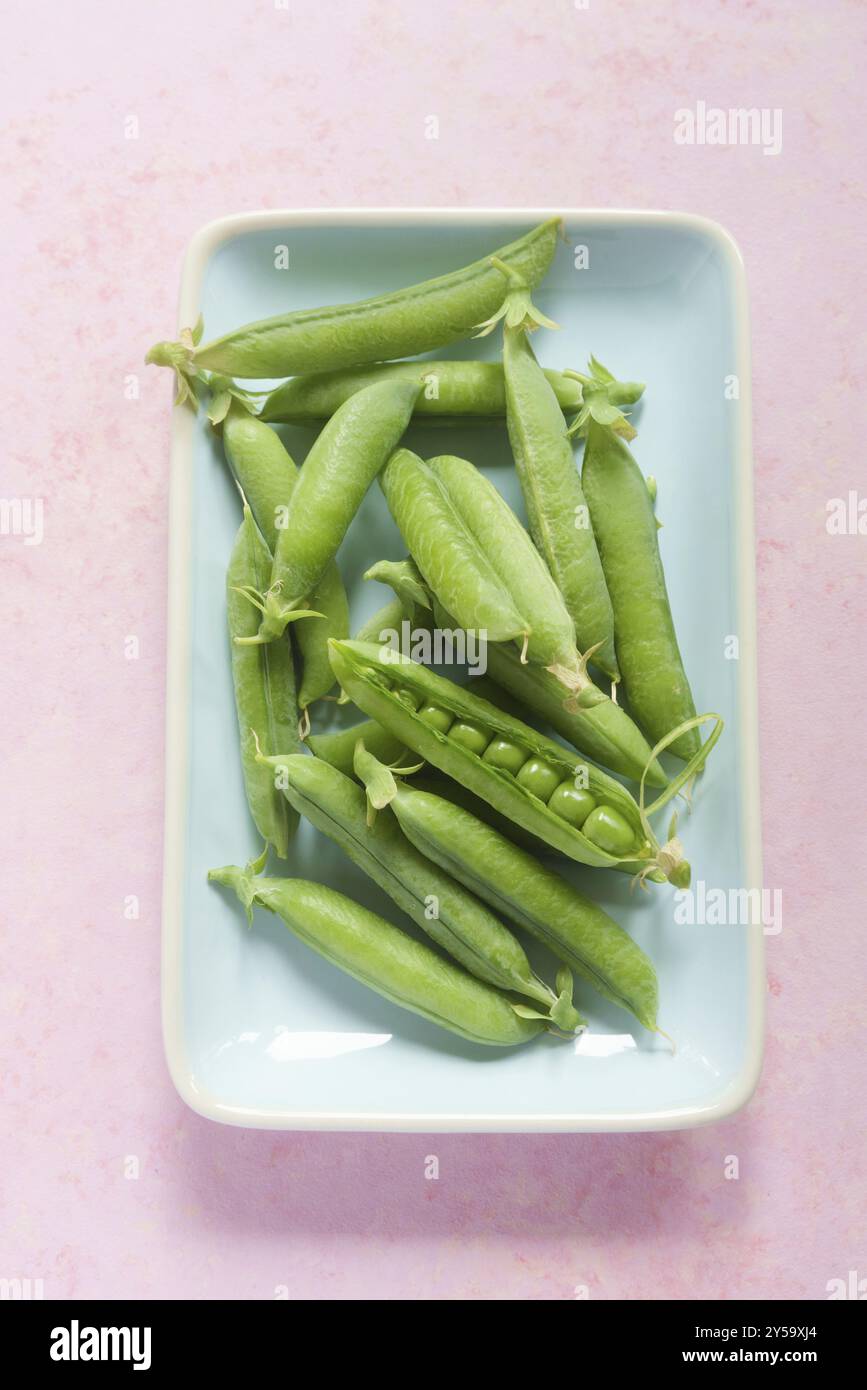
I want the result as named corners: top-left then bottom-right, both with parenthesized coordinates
top-left (448, 720), bottom-right (490, 755)
top-left (417, 702), bottom-right (454, 734)
top-left (515, 757), bottom-right (561, 802)
top-left (548, 782), bottom-right (596, 828)
top-left (582, 805), bottom-right (637, 856)
top-left (393, 684), bottom-right (422, 711)
top-left (483, 737), bottom-right (530, 774)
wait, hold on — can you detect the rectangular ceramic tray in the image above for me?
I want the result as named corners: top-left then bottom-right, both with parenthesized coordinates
top-left (161, 209), bottom-right (763, 1131)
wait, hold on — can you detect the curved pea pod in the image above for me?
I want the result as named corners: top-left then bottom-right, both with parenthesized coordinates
top-left (307, 718), bottom-right (408, 778)
top-left (410, 771), bottom-right (554, 857)
top-left (491, 268), bottom-right (618, 680)
top-left (264, 753), bottom-right (582, 1030)
top-left (208, 853), bottom-right (546, 1048)
top-left (247, 378), bottom-right (419, 643)
top-left (226, 506), bottom-right (300, 856)
top-left (379, 449), bottom-right (584, 685)
top-left (260, 359), bottom-right (582, 423)
top-left (582, 419), bottom-right (700, 760)
top-left (353, 757), bottom-right (659, 1032)
top-left (328, 639), bottom-right (688, 885)
top-left (150, 219), bottom-right (561, 380)
top-left (379, 448), bottom-right (523, 644)
top-left (221, 402), bottom-right (349, 711)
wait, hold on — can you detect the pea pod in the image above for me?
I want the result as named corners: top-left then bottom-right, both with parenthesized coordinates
top-left (208, 852), bottom-right (546, 1048)
top-left (148, 218), bottom-right (561, 381)
top-left (240, 378), bottom-right (419, 643)
top-left (310, 716), bottom-right (550, 855)
top-left (260, 359), bottom-right (582, 423)
top-left (353, 749), bottom-right (660, 1032)
top-left (328, 639), bottom-right (689, 884)
top-left (582, 419), bottom-right (700, 760)
top-left (221, 402), bottom-right (349, 712)
top-left (482, 261), bottom-right (618, 680)
top-left (226, 506), bottom-right (300, 856)
top-left (379, 449), bottom-right (585, 688)
top-left (264, 752), bottom-right (582, 1030)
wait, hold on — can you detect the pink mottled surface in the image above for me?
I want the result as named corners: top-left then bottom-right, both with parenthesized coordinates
top-left (2, 0), bottom-right (865, 1301)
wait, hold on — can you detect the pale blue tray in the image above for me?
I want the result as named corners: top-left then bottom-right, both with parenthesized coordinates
top-left (161, 210), bottom-right (762, 1131)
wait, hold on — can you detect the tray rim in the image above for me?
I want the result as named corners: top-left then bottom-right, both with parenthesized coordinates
top-left (160, 207), bottom-right (763, 1133)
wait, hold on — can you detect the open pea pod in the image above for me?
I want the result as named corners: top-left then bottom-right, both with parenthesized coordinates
top-left (328, 639), bottom-right (700, 885)
top-left (309, 714), bottom-right (551, 855)
top-left (362, 556), bottom-right (666, 788)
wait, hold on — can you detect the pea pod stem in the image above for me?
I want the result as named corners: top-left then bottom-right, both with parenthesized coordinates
top-left (232, 586), bottom-right (323, 645)
top-left (475, 256), bottom-right (559, 335)
top-left (307, 718), bottom-right (409, 777)
top-left (564, 357), bottom-right (645, 442)
top-left (631, 713), bottom-right (725, 891)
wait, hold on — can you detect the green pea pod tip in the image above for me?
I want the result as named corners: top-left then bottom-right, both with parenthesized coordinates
top-left (565, 358), bottom-right (645, 442)
top-left (474, 255), bottom-right (560, 338)
top-left (208, 844), bottom-right (270, 924)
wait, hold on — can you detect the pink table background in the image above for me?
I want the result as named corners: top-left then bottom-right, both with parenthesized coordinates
top-left (2, 0), bottom-right (865, 1301)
